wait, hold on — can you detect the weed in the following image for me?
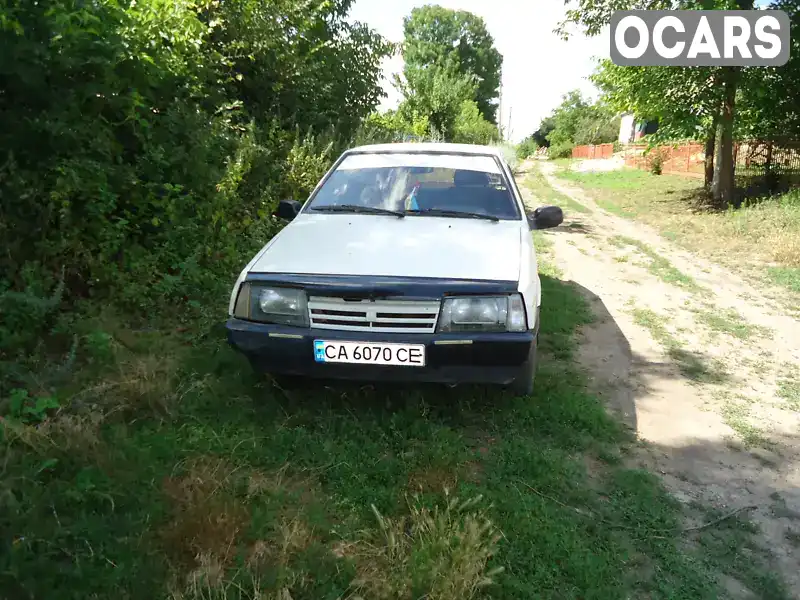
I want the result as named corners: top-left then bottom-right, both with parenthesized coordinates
top-left (523, 165), bottom-right (591, 215)
top-left (693, 307), bottom-right (769, 340)
top-left (347, 491), bottom-right (502, 600)
top-left (612, 236), bottom-right (702, 291)
top-left (767, 266), bottom-right (800, 293)
top-left (776, 374), bottom-right (800, 410)
top-left (631, 308), bottom-right (728, 383)
top-left (719, 401), bottom-right (772, 449)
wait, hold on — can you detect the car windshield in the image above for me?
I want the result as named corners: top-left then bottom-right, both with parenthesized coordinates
top-left (307, 152), bottom-right (520, 220)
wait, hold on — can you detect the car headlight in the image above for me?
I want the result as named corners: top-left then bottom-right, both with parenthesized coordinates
top-left (232, 283), bottom-right (309, 327)
top-left (437, 294), bottom-right (527, 332)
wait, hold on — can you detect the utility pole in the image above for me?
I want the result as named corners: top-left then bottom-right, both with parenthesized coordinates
top-left (497, 66), bottom-right (503, 140)
top-left (507, 106), bottom-right (512, 143)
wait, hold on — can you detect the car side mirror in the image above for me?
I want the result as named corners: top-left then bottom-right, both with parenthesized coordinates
top-left (527, 205), bottom-right (563, 230)
top-left (276, 199), bottom-right (302, 221)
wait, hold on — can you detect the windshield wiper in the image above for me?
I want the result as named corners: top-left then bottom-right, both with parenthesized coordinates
top-left (405, 208), bottom-right (500, 222)
top-left (312, 204), bottom-right (405, 218)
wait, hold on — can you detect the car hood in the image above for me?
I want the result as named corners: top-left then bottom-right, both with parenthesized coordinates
top-left (250, 213), bottom-right (522, 282)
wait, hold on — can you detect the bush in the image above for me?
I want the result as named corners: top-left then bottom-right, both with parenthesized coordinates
top-left (516, 136), bottom-right (539, 160)
top-left (648, 148), bottom-right (666, 175)
top-left (0, 0), bottom-right (391, 389)
top-left (549, 141), bottom-right (576, 159)
top-left (453, 100), bottom-right (498, 145)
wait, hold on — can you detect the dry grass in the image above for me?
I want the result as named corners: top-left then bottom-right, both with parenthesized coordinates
top-left (343, 490), bottom-right (503, 600)
top-left (162, 456), bottom-right (251, 572)
top-left (68, 348), bottom-right (209, 419)
top-left (162, 457), bottom-right (325, 600)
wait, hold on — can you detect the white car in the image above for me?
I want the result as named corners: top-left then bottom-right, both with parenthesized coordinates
top-left (226, 143), bottom-right (563, 394)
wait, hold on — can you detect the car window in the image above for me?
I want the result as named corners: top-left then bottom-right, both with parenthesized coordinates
top-left (307, 153), bottom-right (520, 220)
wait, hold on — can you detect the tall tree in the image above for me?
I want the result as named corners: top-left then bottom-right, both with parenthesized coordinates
top-left (400, 5), bottom-right (502, 124)
top-left (561, 0), bottom-right (753, 205)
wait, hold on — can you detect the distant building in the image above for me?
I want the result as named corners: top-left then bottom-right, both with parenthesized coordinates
top-left (618, 113), bottom-right (659, 144)
top-left (619, 114), bottom-right (636, 144)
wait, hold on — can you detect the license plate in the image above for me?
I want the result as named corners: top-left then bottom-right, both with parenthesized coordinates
top-left (313, 340), bottom-right (425, 366)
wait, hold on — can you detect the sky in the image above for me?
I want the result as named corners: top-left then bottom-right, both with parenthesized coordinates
top-left (348, 0), bottom-right (612, 143)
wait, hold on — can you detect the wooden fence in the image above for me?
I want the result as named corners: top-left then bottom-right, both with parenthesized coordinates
top-left (571, 143), bottom-right (614, 160)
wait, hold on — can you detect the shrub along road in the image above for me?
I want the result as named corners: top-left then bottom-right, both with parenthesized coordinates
top-left (524, 159), bottom-right (800, 598)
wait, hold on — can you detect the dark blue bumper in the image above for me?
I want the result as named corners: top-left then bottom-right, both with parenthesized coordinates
top-left (226, 318), bottom-right (537, 385)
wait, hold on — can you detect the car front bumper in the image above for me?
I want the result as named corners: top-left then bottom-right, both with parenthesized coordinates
top-left (226, 318), bottom-right (537, 385)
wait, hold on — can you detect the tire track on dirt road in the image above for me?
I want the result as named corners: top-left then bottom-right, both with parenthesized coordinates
top-left (521, 159), bottom-right (800, 598)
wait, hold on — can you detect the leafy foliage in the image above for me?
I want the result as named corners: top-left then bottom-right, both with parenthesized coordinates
top-left (539, 90), bottom-right (620, 158)
top-left (400, 5), bottom-right (502, 124)
top-left (453, 100), bottom-right (500, 145)
top-left (516, 135), bottom-right (540, 159)
top-left (0, 0), bottom-right (391, 395)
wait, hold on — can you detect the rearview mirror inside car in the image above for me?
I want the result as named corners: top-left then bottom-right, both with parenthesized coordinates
top-left (527, 205), bottom-right (563, 230)
top-left (276, 199), bottom-right (302, 220)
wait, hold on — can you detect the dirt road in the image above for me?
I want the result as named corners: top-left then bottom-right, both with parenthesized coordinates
top-left (523, 160), bottom-right (800, 597)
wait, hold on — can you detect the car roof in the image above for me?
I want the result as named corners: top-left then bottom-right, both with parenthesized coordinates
top-left (346, 142), bottom-right (505, 158)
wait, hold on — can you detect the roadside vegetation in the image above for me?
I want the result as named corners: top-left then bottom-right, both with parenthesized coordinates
top-left (4, 223), bottom-right (790, 598)
top-left (555, 168), bottom-right (800, 302)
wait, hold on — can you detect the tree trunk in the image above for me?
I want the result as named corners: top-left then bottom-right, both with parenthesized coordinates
top-left (711, 68), bottom-right (738, 206)
top-left (703, 117), bottom-right (717, 191)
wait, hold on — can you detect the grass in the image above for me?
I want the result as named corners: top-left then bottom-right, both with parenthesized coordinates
top-left (611, 236), bottom-right (703, 292)
top-left (776, 372), bottom-right (800, 411)
top-left (693, 307), bottom-right (770, 341)
top-left (0, 255), bottom-right (787, 599)
top-left (630, 307), bottom-right (729, 384)
top-left (522, 164), bottom-right (591, 215)
top-left (691, 502), bottom-right (789, 598)
top-left (555, 168), bottom-right (800, 300)
top-left (767, 266), bottom-right (800, 293)
top-left (718, 397), bottom-right (773, 450)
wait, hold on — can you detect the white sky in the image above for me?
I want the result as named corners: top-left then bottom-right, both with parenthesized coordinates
top-left (348, 0), bottom-right (611, 142)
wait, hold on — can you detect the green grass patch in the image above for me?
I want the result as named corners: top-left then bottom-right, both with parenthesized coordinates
top-left (692, 503), bottom-right (791, 599)
top-left (0, 280), bottom-right (778, 598)
top-left (719, 400), bottom-right (772, 450)
top-left (777, 374), bottom-right (800, 411)
top-left (693, 307), bottom-right (769, 341)
top-left (767, 266), bottom-right (800, 293)
top-left (631, 307), bottom-right (728, 384)
top-left (611, 236), bottom-right (702, 292)
top-left (523, 165), bottom-right (591, 215)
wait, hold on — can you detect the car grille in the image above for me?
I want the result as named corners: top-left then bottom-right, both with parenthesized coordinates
top-left (307, 296), bottom-right (440, 333)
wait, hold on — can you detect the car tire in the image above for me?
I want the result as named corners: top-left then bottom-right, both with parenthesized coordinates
top-left (508, 335), bottom-right (539, 396)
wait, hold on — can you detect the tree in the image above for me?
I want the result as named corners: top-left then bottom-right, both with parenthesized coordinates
top-left (400, 5), bottom-right (502, 123)
top-left (561, 0), bottom-right (754, 204)
top-left (397, 60), bottom-right (478, 140)
top-left (542, 90), bottom-right (619, 157)
top-left (592, 62), bottom-right (723, 188)
top-left (533, 117), bottom-right (556, 147)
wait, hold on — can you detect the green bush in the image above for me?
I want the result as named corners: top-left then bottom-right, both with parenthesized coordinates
top-left (0, 0), bottom-right (391, 391)
top-left (516, 136), bottom-right (539, 159)
top-left (453, 100), bottom-right (498, 145)
top-left (549, 141), bottom-right (576, 159)
top-left (648, 148), bottom-right (666, 175)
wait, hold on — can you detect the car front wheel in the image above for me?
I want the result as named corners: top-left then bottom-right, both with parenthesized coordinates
top-left (508, 335), bottom-right (538, 396)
